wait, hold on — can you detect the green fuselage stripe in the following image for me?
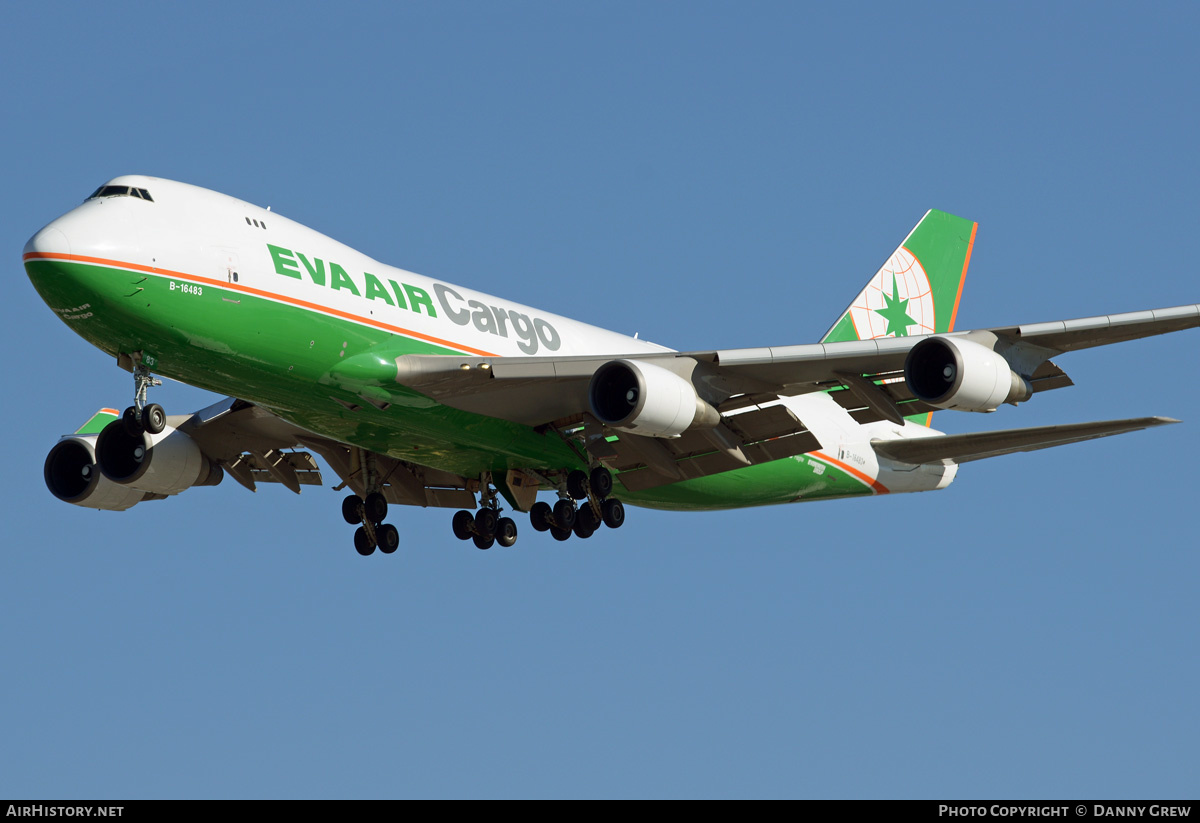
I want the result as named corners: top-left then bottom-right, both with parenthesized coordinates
top-left (28, 255), bottom-right (881, 511)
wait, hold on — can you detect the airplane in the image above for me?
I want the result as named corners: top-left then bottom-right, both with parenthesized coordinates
top-left (26, 175), bottom-right (1200, 555)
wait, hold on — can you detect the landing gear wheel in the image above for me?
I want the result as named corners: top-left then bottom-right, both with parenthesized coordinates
top-left (474, 508), bottom-right (498, 538)
top-left (601, 498), bottom-right (625, 529)
top-left (452, 510), bottom-right (475, 540)
top-left (530, 501), bottom-right (553, 532)
top-left (572, 519), bottom-right (596, 539)
top-left (353, 527), bottom-right (376, 555)
top-left (121, 406), bottom-right (144, 436)
top-left (553, 499), bottom-right (577, 530)
top-left (342, 495), bottom-right (365, 525)
top-left (377, 523), bottom-right (400, 554)
top-left (364, 492), bottom-right (388, 524)
top-left (495, 517), bottom-right (518, 547)
top-left (141, 403), bottom-right (166, 435)
top-left (549, 525), bottom-right (572, 542)
top-left (576, 505), bottom-right (599, 533)
top-left (590, 466), bottom-right (614, 499)
top-left (473, 533), bottom-right (495, 550)
top-left (566, 470), bottom-right (589, 500)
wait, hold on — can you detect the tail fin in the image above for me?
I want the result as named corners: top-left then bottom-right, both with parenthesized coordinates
top-left (821, 209), bottom-right (977, 344)
top-left (822, 210), bottom-right (977, 426)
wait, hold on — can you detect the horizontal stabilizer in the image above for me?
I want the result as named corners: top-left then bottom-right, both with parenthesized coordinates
top-left (872, 417), bottom-right (1179, 465)
top-left (74, 407), bottom-right (120, 435)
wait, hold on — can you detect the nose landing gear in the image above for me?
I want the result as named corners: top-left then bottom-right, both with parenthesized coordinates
top-left (119, 359), bottom-right (166, 436)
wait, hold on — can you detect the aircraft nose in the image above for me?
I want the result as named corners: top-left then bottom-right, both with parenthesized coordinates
top-left (24, 223), bottom-right (72, 258)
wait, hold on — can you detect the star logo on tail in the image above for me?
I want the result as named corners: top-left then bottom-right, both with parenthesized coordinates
top-left (874, 272), bottom-right (916, 337)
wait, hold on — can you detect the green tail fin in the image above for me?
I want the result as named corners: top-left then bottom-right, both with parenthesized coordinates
top-left (821, 210), bottom-right (977, 425)
top-left (821, 209), bottom-right (977, 344)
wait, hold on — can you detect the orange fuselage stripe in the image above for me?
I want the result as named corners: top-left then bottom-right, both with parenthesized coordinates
top-left (811, 450), bottom-right (889, 494)
top-left (23, 251), bottom-right (497, 358)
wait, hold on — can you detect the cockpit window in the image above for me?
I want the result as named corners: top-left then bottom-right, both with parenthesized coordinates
top-left (87, 185), bottom-right (153, 202)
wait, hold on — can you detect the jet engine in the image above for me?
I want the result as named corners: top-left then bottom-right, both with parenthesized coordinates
top-left (95, 418), bottom-right (223, 495)
top-left (904, 337), bottom-right (1032, 412)
top-left (589, 359), bottom-right (720, 437)
top-left (44, 435), bottom-right (148, 511)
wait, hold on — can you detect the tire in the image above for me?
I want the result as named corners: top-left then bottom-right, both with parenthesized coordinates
top-left (141, 403), bottom-right (166, 435)
top-left (364, 492), bottom-right (388, 524)
top-left (553, 499), bottom-right (577, 530)
top-left (530, 501), bottom-right (553, 532)
top-left (572, 519), bottom-right (595, 539)
top-left (496, 517), bottom-right (518, 548)
top-left (342, 494), bottom-right (365, 525)
top-left (576, 505), bottom-right (599, 532)
top-left (549, 525), bottom-right (572, 542)
top-left (377, 523), bottom-right (400, 554)
top-left (473, 533), bottom-right (495, 550)
top-left (566, 470), bottom-right (589, 500)
top-left (474, 508), bottom-right (498, 538)
top-left (121, 406), bottom-right (143, 436)
top-left (452, 510), bottom-right (475, 540)
top-left (590, 466), bottom-right (614, 499)
top-left (353, 527), bottom-right (375, 555)
top-left (601, 498), bottom-right (625, 529)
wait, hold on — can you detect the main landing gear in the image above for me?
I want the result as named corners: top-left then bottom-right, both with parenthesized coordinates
top-left (120, 361), bottom-right (166, 436)
top-left (342, 491), bottom-right (400, 556)
top-left (446, 466), bottom-right (624, 549)
top-left (339, 450), bottom-right (402, 556)
top-left (528, 467), bottom-right (624, 542)
top-left (344, 465), bottom-right (626, 556)
top-left (451, 484), bottom-right (517, 550)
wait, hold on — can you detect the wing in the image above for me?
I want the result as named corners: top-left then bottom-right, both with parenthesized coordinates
top-left (368, 303), bottom-right (1199, 489)
top-left (388, 302), bottom-right (1200, 418)
top-left (49, 396), bottom-right (485, 513)
top-left (178, 397), bottom-right (477, 508)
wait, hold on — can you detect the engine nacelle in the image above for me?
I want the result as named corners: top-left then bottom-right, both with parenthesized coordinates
top-left (95, 419), bottom-right (223, 495)
top-left (904, 336), bottom-right (1032, 412)
top-left (589, 359), bottom-right (720, 437)
top-left (44, 435), bottom-right (147, 511)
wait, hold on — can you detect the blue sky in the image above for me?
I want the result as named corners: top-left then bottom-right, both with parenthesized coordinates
top-left (2, 2), bottom-right (1198, 799)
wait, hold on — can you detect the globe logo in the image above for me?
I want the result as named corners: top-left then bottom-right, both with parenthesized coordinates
top-left (847, 247), bottom-right (935, 340)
